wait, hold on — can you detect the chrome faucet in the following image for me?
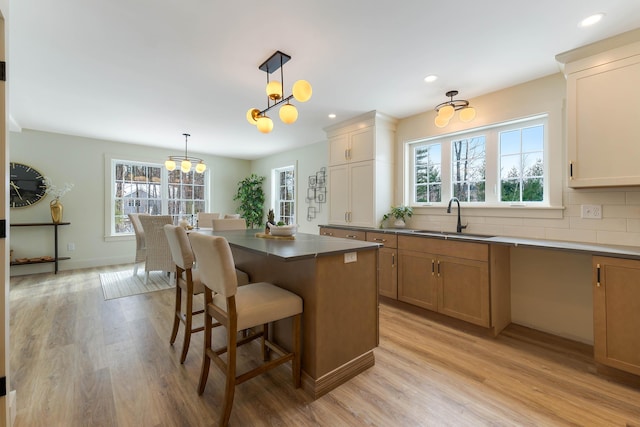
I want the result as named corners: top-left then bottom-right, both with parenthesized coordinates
top-left (447, 197), bottom-right (467, 233)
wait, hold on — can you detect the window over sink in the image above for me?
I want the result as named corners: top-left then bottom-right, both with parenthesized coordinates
top-left (408, 115), bottom-right (547, 207)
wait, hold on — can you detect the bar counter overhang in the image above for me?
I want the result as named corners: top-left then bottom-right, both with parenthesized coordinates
top-left (202, 229), bottom-right (380, 399)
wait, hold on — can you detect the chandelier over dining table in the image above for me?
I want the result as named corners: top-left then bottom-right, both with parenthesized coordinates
top-left (246, 50), bottom-right (312, 134)
top-left (164, 133), bottom-right (206, 174)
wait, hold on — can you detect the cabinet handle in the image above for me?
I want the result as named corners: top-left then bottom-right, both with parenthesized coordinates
top-left (323, 232), bottom-right (333, 236)
top-left (344, 212), bottom-right (348, 222)
top-left (392, 253), bottom-right (395, 267)
top-left (596, 263), bottom-right (601, 287)
top-left (569, 161), bottom-right (574, 180)
top-left (437, 260), bottom-right (441, 277)
top-left (346, 234), bottom-right (358, 239)
top-left (373, 238), bottom-right (386, 242)
top-left (431, 259), bottom-right (435, 276)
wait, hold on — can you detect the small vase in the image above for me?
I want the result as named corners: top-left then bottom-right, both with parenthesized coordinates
top-left (393, 218), bottom-right (406, 228)
top-left (50, 199), bottom-right (63, 224)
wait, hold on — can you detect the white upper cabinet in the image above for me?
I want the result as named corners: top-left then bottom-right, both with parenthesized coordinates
top-left (557, 29), bottom-right (640, 188)
top-left (325, 111), bottom-right (397, 228)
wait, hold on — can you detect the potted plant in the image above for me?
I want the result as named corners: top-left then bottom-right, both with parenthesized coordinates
top-left (380, 205), bottom-right (413, 228)
top-left (233, 174), bottom-right (265, 229)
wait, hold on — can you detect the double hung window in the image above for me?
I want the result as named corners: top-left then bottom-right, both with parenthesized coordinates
top-left (409, 116), bottom-right (546, 206)
top-left (110, 159), bottom-right (207, 236)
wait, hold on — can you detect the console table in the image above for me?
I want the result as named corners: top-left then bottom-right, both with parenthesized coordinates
top-left (10, 222), bottom-right (71, 274)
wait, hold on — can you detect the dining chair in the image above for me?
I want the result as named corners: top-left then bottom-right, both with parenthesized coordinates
top-left (138, 215), bottom-right (174, 283)
top-left (211, 218), bottom-right (247, 231)
top-left (128, 213), bottom-right (148, 275)
top-left (163, 224), bottom-right (207, 363)
top-left (188, 232), bottom-right (302, 427)
top-left (196, 212), bottom-right (220, 228)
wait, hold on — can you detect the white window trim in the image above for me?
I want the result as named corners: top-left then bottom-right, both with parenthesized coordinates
top-left (103, 153), bottom-right (210, 241)
top-left (403, 114), bottom-right (564, 219)
top-left (271, 164), bottom-right (296, 224)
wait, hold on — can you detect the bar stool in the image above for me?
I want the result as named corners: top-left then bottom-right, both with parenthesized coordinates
top-left (188, 232), bottom-right (303, 427)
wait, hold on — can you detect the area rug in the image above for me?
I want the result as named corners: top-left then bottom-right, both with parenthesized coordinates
top-left (100, 270), bottom-right (173, 300)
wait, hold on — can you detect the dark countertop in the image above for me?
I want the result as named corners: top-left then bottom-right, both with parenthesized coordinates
top-left (320, 224), bottom-right (640, 260)
top-left (198, 229), bottom-right (380, 262)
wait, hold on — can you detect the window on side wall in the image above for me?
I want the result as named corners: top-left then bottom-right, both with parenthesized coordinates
top-left (273, 165), bottom-right (295, 225)
top-left (110, 159), bottom-right (207, 236)
top-left (408, 115), bottom-right (547, 206)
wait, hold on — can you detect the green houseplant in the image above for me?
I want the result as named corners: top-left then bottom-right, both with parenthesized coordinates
top-left (380, 205), bottom-right (413, 228)
top-left (233, 174), bottom-right (265, 229)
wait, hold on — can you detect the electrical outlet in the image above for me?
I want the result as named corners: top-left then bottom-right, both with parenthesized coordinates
top-left (581, 204), bottom-right (602, 219)
top-left (344, 252), bottom-right (357, 263)
top-left (67, 243), bottom-right (75, 251)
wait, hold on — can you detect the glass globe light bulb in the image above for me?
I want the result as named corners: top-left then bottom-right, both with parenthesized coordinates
top-left (246, 108), bottom-right (259, 125)
top-left (434, 115), bottom-right (449, 128)
top-left (266, 81), bottom-right (282, 100)
top-left (256, 116), bottom-right (274, 133)
top-left (438, 104), bottom-right (455, 121)
top-left (195, 162), bottom-right (207, 173)
top-left (279, 103), bottom-right (298, 124)
top-left (292, 80), bottom-right (312, 102)
top-left (181, 159), bottom-right (192, 173)
top-left (165, 159), bottom-right (176, 171)
top-left (459, 106), bottom-right (476, 122)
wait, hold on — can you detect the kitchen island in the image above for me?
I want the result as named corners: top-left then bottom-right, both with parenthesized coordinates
top-left (203, 229), bottom-right (380, 399)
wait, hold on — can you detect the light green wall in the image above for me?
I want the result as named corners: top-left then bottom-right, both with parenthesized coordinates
top-left (250, 140), bottom-right (328, 234)
top-left (9, 129), bottom-right (251, 275)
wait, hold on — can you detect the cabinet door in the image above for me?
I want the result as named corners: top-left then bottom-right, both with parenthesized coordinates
top-left (349, 161), bottom-right (375, 227)
top-left (378, 248), bottom-right (397, 299)
top-left (349, 127), bottom-right (374, 163)
top-left (398, 250), bottom-right (438, 311)
top-left (328, 165), bottom-right (349, 225)
top-left (438, 256), bottom-right (490, 327)
top-left (568, 54), bottom-right (640, 187)
top-left (329, 134), bottom-right (349, 166)
top-left (594, 257), bottom-right (640, 375)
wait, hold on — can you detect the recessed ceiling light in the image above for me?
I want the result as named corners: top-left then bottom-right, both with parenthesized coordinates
top-left (579, 13), bottom-right (605, 28)
top-left (424, 75), bottom-right (438, 83)
top-left (328, 113), bottom-right (336, 119)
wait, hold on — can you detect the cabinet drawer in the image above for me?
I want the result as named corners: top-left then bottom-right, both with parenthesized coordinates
top-left (366, 232), bottom-right (397, 248)
top-left (398, 235), bottom-right (487, 262)
top-left (320, 227), bottom-right (366, 241)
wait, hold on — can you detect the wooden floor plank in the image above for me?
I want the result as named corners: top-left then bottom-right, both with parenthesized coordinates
top-left (9, 266), bottom-right (640, 426)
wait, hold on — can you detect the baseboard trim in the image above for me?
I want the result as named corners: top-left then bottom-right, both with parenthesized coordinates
top-left (301, 351), bottom-right (375, 400)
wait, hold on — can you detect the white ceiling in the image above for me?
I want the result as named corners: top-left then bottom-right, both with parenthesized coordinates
top-left (9, 1), bottom-right (640, 160)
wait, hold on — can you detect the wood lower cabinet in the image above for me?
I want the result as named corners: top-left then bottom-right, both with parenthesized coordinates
top-left (398, 236), bottom-right (489, 327)
top-left (319, 226), bottom-right (366, 241)
top-left (398, 235), bottom-right (509, 333)
top-left (593, 257), bottom-right (640, 376)
top-left (367, 232), bottom-right (397, 299)
top-left (397, 249), bottom-right (437, 310)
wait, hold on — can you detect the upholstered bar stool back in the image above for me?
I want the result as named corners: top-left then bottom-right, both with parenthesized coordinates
top-left (163, 224), bottom-right (206, 363)
top-left (188, 232), bottom-right (303, 427)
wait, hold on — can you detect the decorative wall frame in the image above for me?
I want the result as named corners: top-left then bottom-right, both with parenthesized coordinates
top-left (306, 167), bottom-right (326, 221)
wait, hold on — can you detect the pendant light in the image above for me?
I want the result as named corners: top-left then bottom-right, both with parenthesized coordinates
top-left (434, 90), bottom-right (476, 128)
top-left (165, 133), bottom-right (206, 174)
top-left (246, 50), bottom-right (312, 134)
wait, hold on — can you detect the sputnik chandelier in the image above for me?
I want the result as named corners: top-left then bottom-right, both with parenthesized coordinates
top-left (164, 133), bottom-right (206, 174)
top-left (246, 50), bottom-right (312, 134)
top-left (434, 90), bottom-right (476, 128)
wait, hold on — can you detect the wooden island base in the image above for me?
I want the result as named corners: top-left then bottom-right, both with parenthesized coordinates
top-left (216, 230), bottom-right (380, 399)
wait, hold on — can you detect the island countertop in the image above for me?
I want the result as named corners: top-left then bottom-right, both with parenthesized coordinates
top-left (201, 229), bottom-right (380, 261)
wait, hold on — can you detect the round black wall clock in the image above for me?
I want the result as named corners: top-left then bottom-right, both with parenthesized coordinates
top-left (9, 162), bottom-right (47, 208)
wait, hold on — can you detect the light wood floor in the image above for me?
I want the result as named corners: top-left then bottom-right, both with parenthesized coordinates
top-left (9, 265), bottom-right (640, 426)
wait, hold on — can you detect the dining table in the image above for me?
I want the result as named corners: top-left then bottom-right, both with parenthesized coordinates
top-left (197, 228), bottom-right (380, 399)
